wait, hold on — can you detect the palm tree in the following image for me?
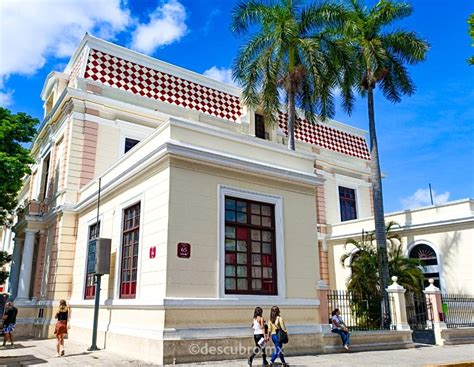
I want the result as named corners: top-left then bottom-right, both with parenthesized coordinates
top-left (341, 0), bottom-right (429, 323)
top-left (231, 0), bottom-right (355, 150)
top-left (341, 221), bottom-right (425, 327)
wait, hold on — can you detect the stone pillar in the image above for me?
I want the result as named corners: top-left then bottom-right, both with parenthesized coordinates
top-left (386, 276), bottom-right (410, 331)
top-left (424, 278), bottom-right (447, 345)
top-left (17, 230), bottom-right (36, 300)
top-left (8, 237), bottom-right (24, 299)
top-left (316, 280), bottom-right (331, 332)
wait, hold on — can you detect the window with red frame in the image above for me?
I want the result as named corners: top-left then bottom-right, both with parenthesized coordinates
top-left (339, 186), bottom-right (357, 222)
top-left (224, 197), bottom-right (277, 295)
top-left (84, 222), bottom-right (100, 299)
top-left (120, 203), bottom-right (140, 298)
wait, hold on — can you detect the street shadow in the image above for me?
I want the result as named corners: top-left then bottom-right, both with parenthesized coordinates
top-left (62, 351), bottom-right (92, 358)
top-left (0, 354), bottom-right (48, 366)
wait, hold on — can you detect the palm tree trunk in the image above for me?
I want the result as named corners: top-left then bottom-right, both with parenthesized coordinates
top-left (367, 85), bottom-right (391, 328)
top-left (287, 87), bottom-right (296, 150)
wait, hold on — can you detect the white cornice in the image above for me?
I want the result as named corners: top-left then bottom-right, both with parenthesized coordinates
top-left (328, 215), bottom-right (474, 242)
top-left (40, 71), bottom-right (69, 101)
top-left (167, 139), bottom-right (322, 185)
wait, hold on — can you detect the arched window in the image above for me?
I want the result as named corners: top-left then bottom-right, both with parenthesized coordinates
top-left (409, 243), bottom-right (440, 289)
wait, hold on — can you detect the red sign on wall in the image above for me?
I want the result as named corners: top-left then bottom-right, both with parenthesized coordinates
top-left (149, 246), bottom-right (156, 259)
top-left (177, 243), bottom-right (191, 258)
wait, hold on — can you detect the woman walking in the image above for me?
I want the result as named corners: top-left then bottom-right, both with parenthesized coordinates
top-left (331, 309), bottom-right (350, 350)
top-left (268, 306), bottom-right (288, 366)
top-left (248, 306), bottom-right (269, 366)
top-left (54, 300), bottom-right (69, 357)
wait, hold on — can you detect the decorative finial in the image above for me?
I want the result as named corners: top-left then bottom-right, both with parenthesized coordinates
top-left (428, 278), bottom-right (434, 285)
top-left (391, 276), bottom-right (398, 283)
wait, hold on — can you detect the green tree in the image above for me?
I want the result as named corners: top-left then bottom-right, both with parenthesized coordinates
top-left (231, 0), bottom-right (355, 150)
top-left (468, 13), bottom-right (474, 65)
top-left (0, 251), bottom-right (12, 285)
top-left (341, 0), bottom-right (428, 322)
top-left (341, 221), bottom-right (425, 327)
top-left (0, 108), bottom-right (38, 226)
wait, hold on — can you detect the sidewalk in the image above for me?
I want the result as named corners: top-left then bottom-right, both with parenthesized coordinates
top-left (0, 338), bottom-right (153, 366)
top-left (0, 339), bottom-right (473, 366)
top-left (176, 344), bottom-right (474, 367)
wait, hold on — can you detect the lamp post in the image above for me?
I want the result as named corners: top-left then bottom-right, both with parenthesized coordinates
top-left (88, 274), bottom-right (102, 351)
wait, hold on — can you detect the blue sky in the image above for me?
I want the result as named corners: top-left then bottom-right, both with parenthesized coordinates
top-left (1, 0), bottom-right (473, 212)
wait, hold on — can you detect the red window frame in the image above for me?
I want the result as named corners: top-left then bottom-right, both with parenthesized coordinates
top-left (120, 203), bottom-right (141, 298)
top-left (339, 186), bottom-right (357, 222)
top-left (224, 196), bottom-right (277, 295)
top-left (84, 222), bottom-right (100, 299)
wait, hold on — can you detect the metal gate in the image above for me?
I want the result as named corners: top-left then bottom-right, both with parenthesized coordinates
top-left (405, 291), bottom-right (435, 344)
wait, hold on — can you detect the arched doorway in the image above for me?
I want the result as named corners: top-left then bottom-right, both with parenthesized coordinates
top-left (409, 243), bottom-right (440, 289)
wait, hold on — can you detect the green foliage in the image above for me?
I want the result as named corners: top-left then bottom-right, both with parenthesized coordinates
top-left (0, 108), bottom-right (38, 226)
top-left (341, 221), bottom-right (425, 328)
top-left (0, 250), bottom-right (12, 285)
top-left (468, 14), bottom-right (474, 65)
top-left (231, 0), bottom-right (355, 149)
top-left (341, 221), bottom-right (425, 296)
top-left (341, 0), bottom-right (429, 104)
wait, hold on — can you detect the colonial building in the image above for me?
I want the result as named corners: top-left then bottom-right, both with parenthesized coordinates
top-left (6, 34), bottom-right (377, 363)
top-left (329, 198), bottom-right (474, 295)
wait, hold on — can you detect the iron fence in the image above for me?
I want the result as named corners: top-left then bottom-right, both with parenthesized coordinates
top-left (441, 293), bottom-right (474, 328)
top-left (405, 292), bottom-right (434, 330)
top-left (327, 290), bottom-right (394, 331)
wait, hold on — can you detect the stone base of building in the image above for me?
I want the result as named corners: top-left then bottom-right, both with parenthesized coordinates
top-left (11, 302), bottom-right (415, 365)
top-left (323, 330), bottom-right (414, 354)
top-left (67, 327), bottom-right (414, 364)
top-left (441, 328), bottom-right (474, 345)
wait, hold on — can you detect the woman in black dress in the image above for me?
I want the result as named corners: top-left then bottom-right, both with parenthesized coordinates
top-left (54, 300), bottom-right (68, 356)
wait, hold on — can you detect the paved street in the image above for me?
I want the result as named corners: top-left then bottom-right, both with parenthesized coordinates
top-left (0, 339), bottom-right (473, 366)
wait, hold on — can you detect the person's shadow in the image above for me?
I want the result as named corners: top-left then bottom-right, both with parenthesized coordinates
top-left (1, 343), bottom-right (34, 349)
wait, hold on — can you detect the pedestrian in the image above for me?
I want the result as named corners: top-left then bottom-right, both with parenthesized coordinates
top-left (331, 308), bottom-right (350, 350)
top-left (2, 301), bottom-right (18, 348)
top-left (268, 306), bottom-right (288, 366)
top-left (248, 306), bottom-right (269, 366)
top-left (54, 299), bottom-right (69, 357)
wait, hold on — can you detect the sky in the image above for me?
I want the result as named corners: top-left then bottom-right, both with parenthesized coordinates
top-left (1, 0), bottom-right (473, 213)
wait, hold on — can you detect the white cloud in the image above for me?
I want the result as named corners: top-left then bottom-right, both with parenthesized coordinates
top-left (203, 66), bottom-right (239, 87)
top-left (131, 0), bottom-right (187, 54)
top-left (401, 188), bottom-right (450, 209)
top-left (0, 90), bottom-right (14, 107)
top-left (0, 0), bottom-right (131, 103)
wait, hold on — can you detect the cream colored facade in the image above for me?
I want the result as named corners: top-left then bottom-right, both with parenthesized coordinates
top-left (328, 199), bottom-right (474, 295)
top-left (5, 35), bottom-right (378, 363)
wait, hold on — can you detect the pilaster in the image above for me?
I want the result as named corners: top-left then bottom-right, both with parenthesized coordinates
top-left (386, 276), bottom-right (411, 331)
top-left (17, 230), bottom-right (37, 300)
top-left (9, 237), bottom-right (24, 299)
top-left (424, 278), bottom-right (447, 345)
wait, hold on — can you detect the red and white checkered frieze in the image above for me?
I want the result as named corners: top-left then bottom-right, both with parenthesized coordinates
top-left (84, 49), bottom-right (242, 122)
top-left (278, 112), bottom-right (370, 160)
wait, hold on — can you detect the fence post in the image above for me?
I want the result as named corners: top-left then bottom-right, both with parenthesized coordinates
top-left (424, 278), bottom-right (447, 345)
top-left (386, 276), bottom-right (410, 331)
top-left (316, 280), bottom-right (331, 333)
